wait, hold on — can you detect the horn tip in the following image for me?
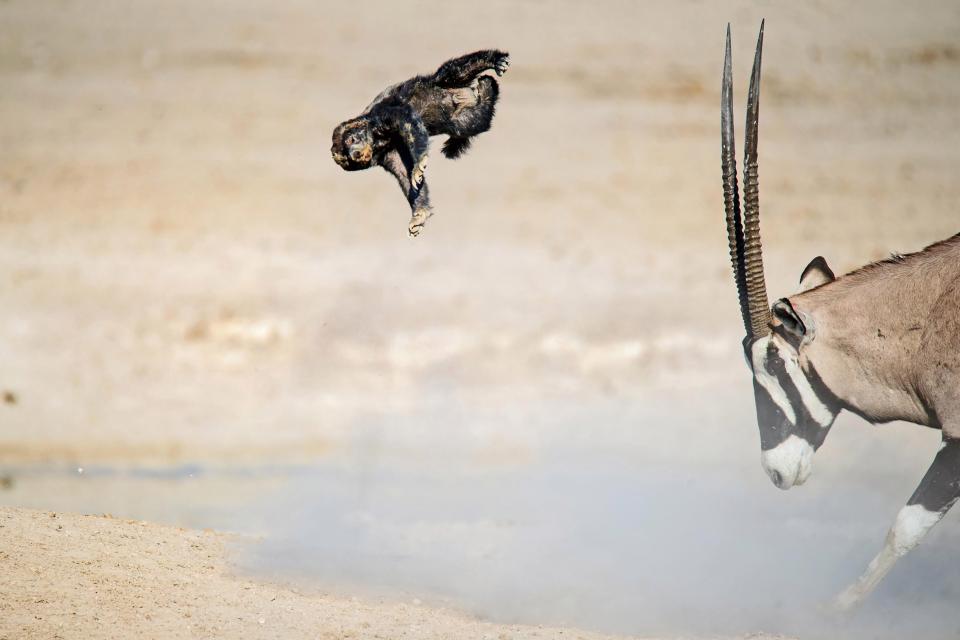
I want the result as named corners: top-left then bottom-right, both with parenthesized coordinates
top-left (752, 21), bottom-right (765, 69)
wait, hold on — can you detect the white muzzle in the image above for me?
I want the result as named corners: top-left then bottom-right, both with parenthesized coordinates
top-left (760, 434), bottom-right (814, 490)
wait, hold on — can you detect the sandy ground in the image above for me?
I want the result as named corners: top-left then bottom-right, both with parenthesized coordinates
top-left (1, 0), bottom-right (959, 638)
top-left (0, 507), bottom-right (793, 640)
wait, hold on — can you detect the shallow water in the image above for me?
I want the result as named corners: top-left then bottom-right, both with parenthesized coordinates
top-left (3, 394), bottom-right (959, 640)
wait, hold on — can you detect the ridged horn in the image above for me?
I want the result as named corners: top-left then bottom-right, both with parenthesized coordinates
top-left (721, 24), bottom-right (751, 336)
top-left (742, 21), bottom-right (771, 337)
top-left (723, 21), bottom-right (771, 339)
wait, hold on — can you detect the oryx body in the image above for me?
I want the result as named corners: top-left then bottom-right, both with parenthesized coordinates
top-left (722, 23), bottom-right (960, 609)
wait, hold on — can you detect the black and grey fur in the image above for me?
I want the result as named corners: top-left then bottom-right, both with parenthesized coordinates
top-left (331, 50), bottom-right (509, 237)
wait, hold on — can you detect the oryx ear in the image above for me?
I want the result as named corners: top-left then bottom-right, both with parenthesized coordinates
top-left (798, 256), bottom-right (835, 292)
top-left (773, 298), bottom-right (806, 339)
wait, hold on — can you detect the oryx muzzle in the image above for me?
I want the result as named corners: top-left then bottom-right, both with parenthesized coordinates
top-left (720, 21), bottom-right (960, 611)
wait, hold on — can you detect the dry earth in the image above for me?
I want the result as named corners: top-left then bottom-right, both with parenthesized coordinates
top-left (1, 0), bottom-right (959, 638)
top-left (0, 507), bottom-right (793, 640)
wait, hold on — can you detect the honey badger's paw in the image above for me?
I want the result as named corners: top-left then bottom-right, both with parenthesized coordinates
top-left (494, 53), bottom-right (510, 76)
top-left (408, 208), bottom-right (433, 237)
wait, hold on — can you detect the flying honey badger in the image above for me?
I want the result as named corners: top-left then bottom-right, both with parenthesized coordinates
top-left (331, 50), bottom-right (509, 237)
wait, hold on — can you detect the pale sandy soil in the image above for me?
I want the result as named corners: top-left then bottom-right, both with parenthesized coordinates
top-left (0, 507), bottom-right (793, 640)
top-left (1, 0), bottom-right (959, 638)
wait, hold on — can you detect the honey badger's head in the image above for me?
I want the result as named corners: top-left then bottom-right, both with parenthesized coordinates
top-left (331, 118), bottom-right (375, 170)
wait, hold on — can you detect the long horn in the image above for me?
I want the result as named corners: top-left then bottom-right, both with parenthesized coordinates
top-left (742, 20), bottom-right (771, 337)
top-left (722, 25), bottom-right (751, 336)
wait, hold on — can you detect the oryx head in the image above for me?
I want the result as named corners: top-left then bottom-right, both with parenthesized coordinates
top-left (721, 23), bottom-right (841, 490)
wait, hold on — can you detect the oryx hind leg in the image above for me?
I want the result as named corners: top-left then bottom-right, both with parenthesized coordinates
top-left (834, 437), bottom-right (960, 610)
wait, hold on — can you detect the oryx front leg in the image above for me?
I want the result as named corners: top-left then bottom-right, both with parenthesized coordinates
top-left (834, 437), bottom-right (960, 610)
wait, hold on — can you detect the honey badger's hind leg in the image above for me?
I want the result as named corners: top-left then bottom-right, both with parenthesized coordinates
top-left (432, 50), bottom-right (509, 88)
top-left (442, 76), bottom-right (500, 159)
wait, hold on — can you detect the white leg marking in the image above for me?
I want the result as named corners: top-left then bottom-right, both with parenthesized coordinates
top-left (889, 504), bottom-right (942, 554)
top-left (751, 338), bottom-right (796, 425)
top-left (760, 434), bottom-right (814, 489)
top-left (834, 504), bottom-right (943, 610)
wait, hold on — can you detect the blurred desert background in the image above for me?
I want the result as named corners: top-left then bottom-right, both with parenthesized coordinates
top-left (1, 1), bottom-right (959, 639)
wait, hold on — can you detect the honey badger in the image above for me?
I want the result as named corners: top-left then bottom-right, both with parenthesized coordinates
top-left (331, 49), bottom-right (509, 237)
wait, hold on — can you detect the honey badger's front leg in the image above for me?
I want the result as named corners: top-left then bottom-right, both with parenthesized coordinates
top-left (381, 150), bottom-right (433, 237)
top-left (373, 104), bottom-right (430, 191)
top-left (399, 116), bottom-right (430, 192)
top-left (432, 49), bottom-right (509, 88)
top-left (371, 104), bottom-right (432, 235)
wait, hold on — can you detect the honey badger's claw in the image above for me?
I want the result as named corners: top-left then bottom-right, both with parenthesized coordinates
top-left (411, 157), bottom-right (428, 190)
top-left (495, 54), bottom-right (510, 76)
top-left (407, 208), bottom-right (432, 237)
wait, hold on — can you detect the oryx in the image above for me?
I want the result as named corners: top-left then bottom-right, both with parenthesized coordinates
top-left (721, 22), bottom-right (960, 610)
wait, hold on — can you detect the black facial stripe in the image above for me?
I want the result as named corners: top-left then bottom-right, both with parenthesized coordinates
top-left (754, 344), bottom-right (800, 451)
top-left (754, 380), bottom-right (789, 451)
top-left (776, 360), bottom-right (816, 445)
top-left (767, 342), bottom-right (842, 422)
top-left (764, 343), bottom-right (799, 407)
top-left (761, 342), bottom-right (834, 449)
top-left (805, 362), bottom-right (842, 416)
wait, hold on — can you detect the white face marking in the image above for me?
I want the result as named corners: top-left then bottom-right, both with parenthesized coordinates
top-left (783, 352), bottom-right (834, 427)
top-left (750, 337), bottom-right (796, 425)
top-left (751, 335), bottom-right (835, 428)
top-left (760, 434), bottom-right (814, 489)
